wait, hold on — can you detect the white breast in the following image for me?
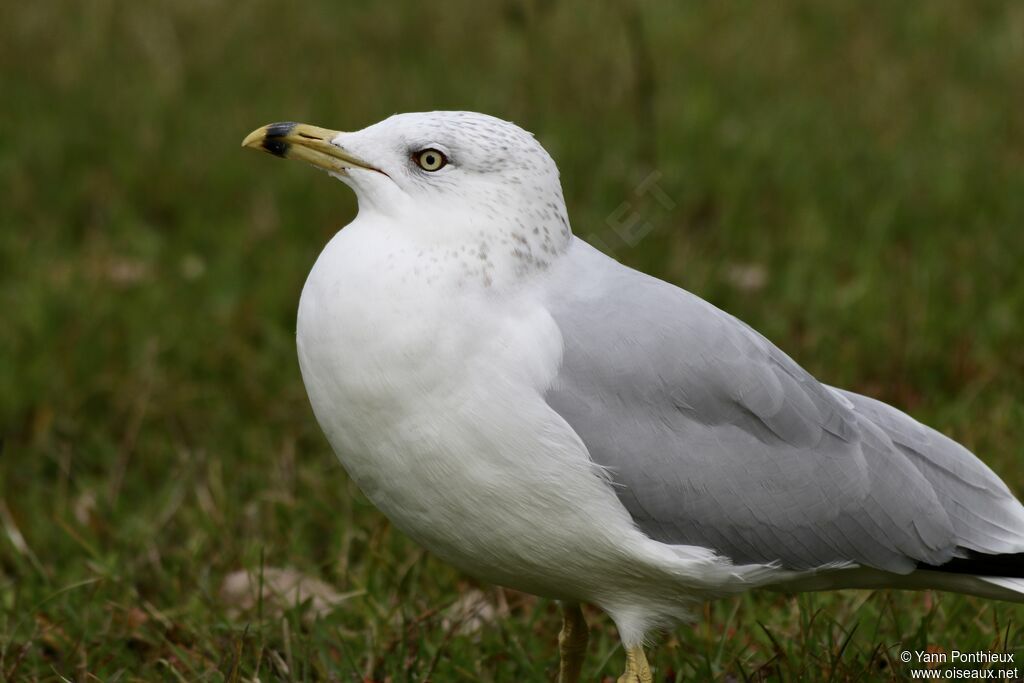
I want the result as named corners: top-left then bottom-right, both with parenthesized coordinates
top-left (294, 216), bottom-right (654, 598)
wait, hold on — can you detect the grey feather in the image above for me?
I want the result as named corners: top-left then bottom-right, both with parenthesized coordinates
top-left (544, 239), bottom-right (1024, 572)
top-left (833, 389), bottom-right (1024, 556)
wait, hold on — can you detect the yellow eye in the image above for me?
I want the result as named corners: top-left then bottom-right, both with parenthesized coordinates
top-left (415, 148), bottom-right (448, 172)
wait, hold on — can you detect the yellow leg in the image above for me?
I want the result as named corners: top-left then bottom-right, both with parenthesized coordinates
top-left (557, 603), bottom-right (588, 683)
top-left (616, 645), bottom-right (653, 683)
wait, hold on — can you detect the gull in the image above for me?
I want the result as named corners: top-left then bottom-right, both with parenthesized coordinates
top-left (242, 112), bottom-right (1024, 682)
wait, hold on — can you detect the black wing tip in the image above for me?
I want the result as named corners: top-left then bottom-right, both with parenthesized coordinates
top-left (918, 550), bottom-right (1024, 579)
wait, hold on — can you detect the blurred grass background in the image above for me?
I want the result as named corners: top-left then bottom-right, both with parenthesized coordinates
top-left (2, 1), bottom-right (1024, 680)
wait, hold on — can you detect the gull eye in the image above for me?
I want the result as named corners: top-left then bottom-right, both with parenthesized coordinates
top-left (414, 148), bottom-right (448, 172)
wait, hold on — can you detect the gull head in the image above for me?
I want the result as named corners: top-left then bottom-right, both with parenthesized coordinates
top-left (243, 111), bottom-right (573, 277)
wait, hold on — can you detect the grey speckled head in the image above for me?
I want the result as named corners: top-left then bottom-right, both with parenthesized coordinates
top-left (329, 111), bottom-right (574, 280)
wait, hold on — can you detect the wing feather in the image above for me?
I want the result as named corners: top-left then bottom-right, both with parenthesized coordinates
top-left (543, 239), bottom-right (1024, 572)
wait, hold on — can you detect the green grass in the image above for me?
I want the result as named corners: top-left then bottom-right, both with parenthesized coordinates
top-left (3, 0), bottom-right (1024, 680)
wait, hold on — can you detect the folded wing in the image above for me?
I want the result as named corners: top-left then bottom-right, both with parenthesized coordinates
top-left (544, 239), bottom-right (1024, 573)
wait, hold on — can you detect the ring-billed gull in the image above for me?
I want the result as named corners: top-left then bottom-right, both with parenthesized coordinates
top-left (242, 112), bottom-right (1024, 682)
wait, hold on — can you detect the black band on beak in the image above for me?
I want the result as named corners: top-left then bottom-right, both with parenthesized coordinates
top-left (262, 122), bottom-right (298, 157)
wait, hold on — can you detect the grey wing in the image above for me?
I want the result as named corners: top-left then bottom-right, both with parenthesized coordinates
top-left (544, 239), bottom-right (1024, 572)
top-left (832, 389), bottom-right (1024, 557)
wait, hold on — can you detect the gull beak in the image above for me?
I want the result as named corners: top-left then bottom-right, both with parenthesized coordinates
top-left (241, 122), bottom-right (380, 174)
